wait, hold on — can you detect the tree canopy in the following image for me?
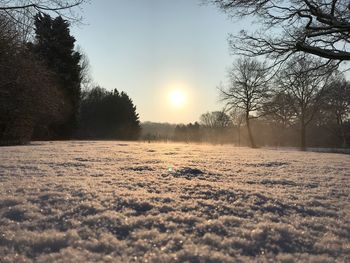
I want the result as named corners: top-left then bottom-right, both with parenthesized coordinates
top-left (220, 57), bottom-right (270, 148)
top-left (275, 55), bottom-right (335, 149)
top-left (209, 0), bottom-right (350, 66)
top-left (0, 0), bottom-right (86, 24)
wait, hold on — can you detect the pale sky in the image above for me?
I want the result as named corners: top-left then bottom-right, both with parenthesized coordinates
top-left (72, 0), bottom-right (246, 123)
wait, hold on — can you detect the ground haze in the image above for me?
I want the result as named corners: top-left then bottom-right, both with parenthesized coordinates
top-left (0, 141), bottom-right (349, 262)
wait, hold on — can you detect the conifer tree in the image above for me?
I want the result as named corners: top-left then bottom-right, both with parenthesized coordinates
top-left (31, 13), bottom-right (82, 138)
top-left (78, 87), bottom-right (141, 140)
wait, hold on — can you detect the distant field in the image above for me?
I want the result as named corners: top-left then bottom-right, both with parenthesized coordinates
top-left (0, 141), bottom-right (349, 262)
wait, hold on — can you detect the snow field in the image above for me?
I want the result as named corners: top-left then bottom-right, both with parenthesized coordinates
top-left (0, 141), bottom-right (349, 262)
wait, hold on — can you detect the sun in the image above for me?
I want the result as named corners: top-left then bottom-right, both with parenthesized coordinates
top-left (169, 89), bottom-right (186, 108)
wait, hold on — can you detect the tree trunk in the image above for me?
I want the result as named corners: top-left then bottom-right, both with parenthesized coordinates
top-left (246, 114), bottom-right (256, 148)
top-left (237, 124), bottom-right (241, 146)
top-left (338, 117), bottom-right (347, 148)
top-left (340, 127), bottom-right (347, 148)
top-left (300, 117), bottom-right (306, 151)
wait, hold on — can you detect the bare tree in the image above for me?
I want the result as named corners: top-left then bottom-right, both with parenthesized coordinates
top-left (209, 0), bottom-right (350, 66)
top-left (261, 91), bottom-right (296, 146)
top-left (200, 110), bottom-right (231, 129)
top-left (0, 0), bottom-right (87, 29)
top-left (220, 57), bottom-right (270, 148)
top-left (77, 46), bottom-right (94, 93)
top-left (262, 91), bottom-right (296, 129)
top-left (323, 78), bottom-right (350, 147)
top-left (200, 110), bottom-right (232, 144)
top-left (276, 55), bottom-right (334, 150)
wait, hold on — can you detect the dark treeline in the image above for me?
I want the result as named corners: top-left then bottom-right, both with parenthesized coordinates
top-left (141, 112), bottom-right (234, 144)
top-left (141, 111), bottom-right (234, 144)
top-left (0, 13), bottom-right (140, 145)
top-left (141, 122), bottom-right (177, 141)
top-left (78, 87), bottom-right (140, 140)
top-left (174, 122), bottom-right (201, 143)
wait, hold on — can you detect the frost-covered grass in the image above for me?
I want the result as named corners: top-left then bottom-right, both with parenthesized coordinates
top-left (0, 141), bottom-right (349, 263)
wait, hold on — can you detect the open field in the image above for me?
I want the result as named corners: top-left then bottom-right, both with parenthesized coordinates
top-left (0, 141), bottom-right (349, 262)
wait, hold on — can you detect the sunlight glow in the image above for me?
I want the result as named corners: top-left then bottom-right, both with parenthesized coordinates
top-left (169, 89), bottom-right (186, 108)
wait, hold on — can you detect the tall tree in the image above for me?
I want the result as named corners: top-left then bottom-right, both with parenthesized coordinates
top-left (262, 92), bottom-right (296, 129)
top-left (323, 78), bottom-right (350, 147)
top-left (31, 13), bottom-right (82, 138)
top-left (276, 55), bottom-right (334, 150)
top-left (118, 91), bottom-right (142, 139)
top-left (229, 109), bottom-right (245, 146)
top-left (209, 0), bottom-right (350, 66)
top-left (220, 57), bottom-right (270, 148)
top-left (0, 16), bottom-right (66, 145)
top-left (261, 92), bottom-right (296, 146)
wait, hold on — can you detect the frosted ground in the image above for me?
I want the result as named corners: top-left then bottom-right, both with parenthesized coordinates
top-left (0, 141), bottom-right (349, 263)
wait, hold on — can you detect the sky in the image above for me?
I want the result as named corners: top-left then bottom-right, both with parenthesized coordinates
top-left (71, 0), bottom-right (246, 124)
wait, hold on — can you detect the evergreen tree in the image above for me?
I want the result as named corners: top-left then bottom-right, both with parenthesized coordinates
top-left (31, 13), bottom-right (82, 138)
top-left (0, 16), bottom-right (65, 145)
top-left (78, 87), bottom-right (141, 140)
top-left (117, 91), bottom-right (141, 139)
